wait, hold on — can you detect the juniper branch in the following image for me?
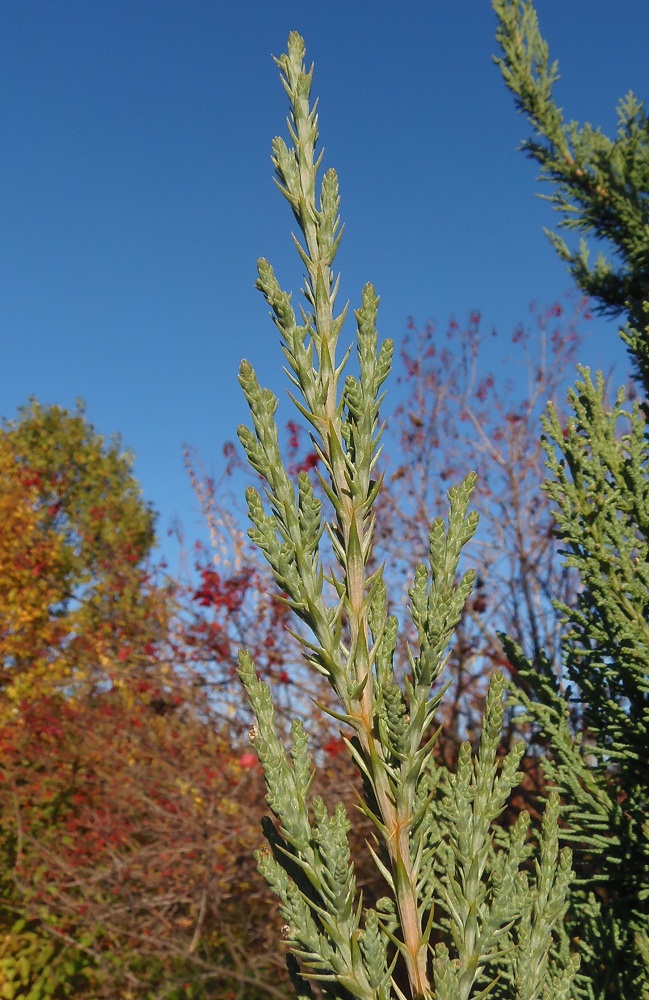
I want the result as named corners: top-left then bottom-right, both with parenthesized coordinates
top-left (236, 30), bottom-right (576, 1000)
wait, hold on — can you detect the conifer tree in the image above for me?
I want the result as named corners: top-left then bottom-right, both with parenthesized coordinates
top-left (236, 31), bottom-right (578, 1000)
top-left (493, 3), bottom-right (649, 996)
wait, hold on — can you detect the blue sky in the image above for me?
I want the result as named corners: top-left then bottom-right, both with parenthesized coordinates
top-left (2, 2), bottom-right (646, 562)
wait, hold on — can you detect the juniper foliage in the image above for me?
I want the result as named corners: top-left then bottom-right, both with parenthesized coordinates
top-left (237, 32), bottom-right (576, 1000)
top-left (493, 3), bottom-right (649, 996)
top-left (492, 0), bottom-right (649, 392)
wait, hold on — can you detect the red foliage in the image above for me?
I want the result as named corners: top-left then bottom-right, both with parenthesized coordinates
top-left (296, 452), bottom-right (320, 474)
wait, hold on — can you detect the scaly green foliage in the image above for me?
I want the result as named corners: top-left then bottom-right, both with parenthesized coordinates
top-left (492, 0), bottom-right (649, 391)
top-left (237, 32), bottom-right (576, 1000)
top-left (493, 3), bottom-right (649, 997)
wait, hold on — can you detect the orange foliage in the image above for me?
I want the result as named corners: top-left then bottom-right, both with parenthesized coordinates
top-left (0, 401), bottom-right (169, 707)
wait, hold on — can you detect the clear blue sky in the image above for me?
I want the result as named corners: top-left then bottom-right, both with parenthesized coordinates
top-left (2, 2), bottom-right (646, 560)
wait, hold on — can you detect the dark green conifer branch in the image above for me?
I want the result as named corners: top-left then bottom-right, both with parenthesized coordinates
top-left (493, 3), bottom-right (649, 995)
top-left (499, 365), bottom-right (649, 993)
top-left (492, 0), bottom-right (649, 392)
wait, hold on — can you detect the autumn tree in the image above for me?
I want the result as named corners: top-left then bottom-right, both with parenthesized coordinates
top-left (0, 399), bottom-right (168, 705)
top-left (0, 684), bottom-right (288, 999)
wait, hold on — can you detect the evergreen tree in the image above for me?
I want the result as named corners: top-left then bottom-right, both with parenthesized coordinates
top-left (493, 3), bottom-right (649, 996)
